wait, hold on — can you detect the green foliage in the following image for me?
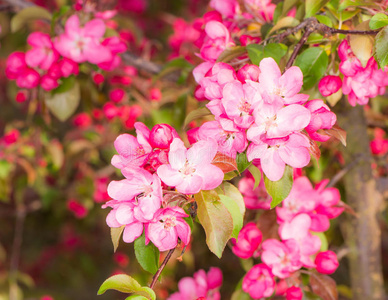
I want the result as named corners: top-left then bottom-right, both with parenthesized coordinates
top-left (217, 46), bottom-right (246, 63)
top-left (247, 43), bottom-right (288, 66)
top-left (248, 164), bottom-right (261, 189)
top-left (264, 166), bottom-right (293, 209)
top-left (194, 190), bottom-right (233, 258)
top-left (110, 226), bottom-right (125, 252)
top-left (183, 106), bottom-right (211, 129)
top-left (236, 152), bottom-right (251, 173)
top-left (369, 13), bottom-right (388, 30)
top-left (45, 81), bottom-right (81, 121)
top-left (305, 0), bottom-right (329, 18)
top-left (218, 195), bottom-right (243, 240)
top-left (11, 6), bottom-right (52, 32)
top-left (134, 234), bottom-right (160, 274)
top-left (295, 47), bottom-right (328, 90)
top-left (97, 274), bottom-right (156, 299)
top-left (374, 26), bottom-right (388, 68)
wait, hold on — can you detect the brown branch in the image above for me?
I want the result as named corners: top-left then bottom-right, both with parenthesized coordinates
top-left (149, 248), bottom-right (175, 289)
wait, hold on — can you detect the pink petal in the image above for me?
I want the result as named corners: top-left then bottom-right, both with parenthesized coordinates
top-left (116, 203), bottom-right (135, 224)
top-left (84, 42), bottom-right (112, 64)
top-left (107, 179), bottom-right (142, 201)
top-left (187, 139), bottom-right (218, 165)
top-left (260, 148), bottom-right (285, 181)
top-left (279, 66), bottom-right (303, 97)
top-left (176, 175), bottom-right (203, 194)
top-left (123, 222), bottom-right (143, 243)
top-left (168, 138), bottom-right (187, 170)
top-left (195, 163), bottom-right (224, 190)
top-left (84, 18), bottom-right (106, 37)
top-left (275, 104), bottom-right (311, 137)
top-left (259, 58), bottom-right (281, 93)
top-left (157, 164), bottom-right (184, 187)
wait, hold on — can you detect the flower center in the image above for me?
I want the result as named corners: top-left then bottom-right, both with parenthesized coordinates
top-left (238, 100), bottom-right (251, 114)
top-left (180, 162), bottom-right (196, 176)
top-left (164, 216), bottom-right (176, 230)
top-left (135, 146), bottom-right (146, 157)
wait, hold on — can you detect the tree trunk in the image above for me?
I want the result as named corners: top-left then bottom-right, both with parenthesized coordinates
top-left (335, 101), bottom-right (385, 300)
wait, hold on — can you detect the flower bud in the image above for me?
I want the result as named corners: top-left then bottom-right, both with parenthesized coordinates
top-left (150, 124), bottom-right (179, 149)
top-left (109, 88), bottom-right (125, 103)
top-left (237, 64), bottom-right (260, 82)
top-left (318, 75), bottom-right (342, 97)
top-left (232, 222), bottom-right (262, 259)
top-left (315, 250), bottom-right (339, 274)
top-left (286, 286), bottom-right (303, 300)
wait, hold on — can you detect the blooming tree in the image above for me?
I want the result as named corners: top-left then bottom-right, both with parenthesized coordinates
top-left (1, 0), bottom-right (388, 299)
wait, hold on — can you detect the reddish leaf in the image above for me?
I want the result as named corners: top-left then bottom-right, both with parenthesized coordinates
top-left (309, 139), bottom-right (321, 162)
top-left (310, 272), bottom-right (338, 300)
top-left (212, 152), bottom-right (238, 173)
top-left (337, 201), bottom-right (358, 217)
top-left (317, 124), bottom-right (347, 146)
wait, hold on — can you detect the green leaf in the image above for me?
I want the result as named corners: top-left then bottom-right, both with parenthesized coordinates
top-left (183, 107), bottom-right (212, 129)
top-left (315, 15), bottom-right (333, 27)
top-left (155, 58), bottom-right (193, 82)
top-left (11, 6), bottom-right (52, 32)
top-left (338, 0), bottom-right (376, 11)
top-left (218, 195), bottom-right (243, 239)
top-left (126, 296), bottom-right (149, 300)
top-left (236, 152), bottom-right (251, 173)
top-left (97, 274), bottom-right (156, 300)
top-left (247, 43), bottom-right (287, 65)
top-left (45, 81), bottom-right (80, 122)
top-left (0, 160), bottom-right (12, 179)
top-left (349, 21), bottom-right (374, 67)
top-left (110, 226), bottom-right (125, 252)
top-left (134, 234), bottom-right (159, 274)
top-left (52, 76), bottom-right (76, 94)
top-left (305, 0), bottom-right (329, 18)
top-left (294, 47), bottom-right (328, 90)
top-left (282, 0), bottom-right (299, 16)
top-left (220, 182), bottom-right (246, 218)
top-left (268, 16), bottom-right (300, 35)
top-left (248, 165), bottom-right (262, 189)
top-left (375, 26), bottom-right (388, 68)
top-left (369, 13), bottom-right (388, 30)
top-left (216, 46), bottom-right (246, 63)
top-left (224, 171), bottom-right (238, 181)
top-left (264, 165), bottom-right (293, 209)
top-left (273, 2), bottom-right (283, 23)
top-left (195, 190), bottom-right (233, 258)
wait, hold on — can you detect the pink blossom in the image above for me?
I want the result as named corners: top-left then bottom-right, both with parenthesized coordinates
top-left (168, 267), bottom-right (222, 300)
top-left (103, 200), bottom-right (144, 243)
top-left (117, 0), bottom-right (148, 13)
top-left (67, 199), bottom-right (88, 218)
top-left (194, 120), bottom-right (247, 158)
top-left (261, 239), bottom-right (302, 278)
top-left (247, 133), bottom-right (311, 181)
top-left (93, 177), bottom-right (110, 203)
top-left (238, 171), bottom-right (271, 209)
top-left (6, 52), bottom-right (40, 89)
top-left (15, 90), bottom-right (28, 103)
top-left (318, 75), bottom-right (342, 97)
top-left (73, 112), bottom-right (92, 128)
top-left (237, 64), bottom-right (260, 83)
top-left (200, 21), bottom-right (235, 62)
top-left (314, 250), bottom-right (339, 274)
top-left (370, 128), bottom-right (388, 155)
top-left (146, 207), bottom-right (191, 251)
top-left (232, 222), bottom-right (262, 259)
top-left (3, 129), bottom-right (20, 145)
top-left (26, 32), bottom-right (59, 70)
top-left (107, 168), bottom-right (162, 222)
top-left (221, 80), bottom-right (261, 128)
top-left (40, 75), bottom-right (59, 91)
top-left (209, 0), bottom-right (240, 18)
top-left (157, 138), bottom-right (224, 194)
top-left (245, 0), bottom-right (276, 22)
top-left (93, 73), bottom-right (105, 85)
top-left (279, 214), bottom-right (321, 267)
top-left (242, 264), bottom-right (275, 299)
top-left (150, 88), bottom-right (162, 101)
top-left (58, 58), bottom-right (79, 77)
top-left (304, 100), bottom-right (337, 142)
top-left (103, 102), bottom-right (119, 120)
top-left (258, 58), bottom-right (309, 105)
top-left (98, 36), bottom-right (127, 71)
top-left (109, 88), bottom-right (125, 103)
top-left (111, 122), bottom-right (152, 169)
top-left (149, 124), bottom-right (179, 149)
top-left (247, 93), bottom-right (311, 140)
top-left (286, 286), bottom-right (303, 300)
top-left (54, 15), bottom-right (112, 64)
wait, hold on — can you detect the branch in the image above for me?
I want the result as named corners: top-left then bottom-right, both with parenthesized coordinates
top-left (1, 0), bottom-right (33, 9)
top-left (149, 248), bottom-right (175, 289)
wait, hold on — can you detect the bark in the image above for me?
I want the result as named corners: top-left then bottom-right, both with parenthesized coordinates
top-left (335, 100), bottom-right (385, 300)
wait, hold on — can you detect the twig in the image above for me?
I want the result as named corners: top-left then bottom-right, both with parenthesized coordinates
top-left (149, 248), bottom-right (175, 289)
top-left (285, 24), bottom-right (315, 70)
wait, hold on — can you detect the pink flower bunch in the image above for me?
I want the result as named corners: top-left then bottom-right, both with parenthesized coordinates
top-left (6, 14), bottom-right (127, 92)
top-left (234, 176), bottom-right (343, 299)
top-left (370, 128), bottom-right (388, 156)
top-left (338, 40), bottom-right (388, 106)
top-left (104, 122), bottom-right (225, 251)
top-left (192, 57), bottom-right (337, 181)
top-left (169, 267), bottom-right (223, 300)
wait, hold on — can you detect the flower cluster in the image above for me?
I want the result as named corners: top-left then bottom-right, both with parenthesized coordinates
top-left (234, 174), bottom-right (343, 299)
top-left (337, 40), bottom-right (388, 106)
top-left (190, 57), bottom-right (337, 181)
top-left (5, 14), bottom-right (127, 93)
top-left (168, 267), bottom-right (223, 300)
top-left (103, 122), bottom-right (225, 252)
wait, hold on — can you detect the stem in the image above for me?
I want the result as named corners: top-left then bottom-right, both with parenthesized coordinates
top-left (149, 248), bottom-right (175, 289)
top-left (285, 25), bottom-right (314, 71)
